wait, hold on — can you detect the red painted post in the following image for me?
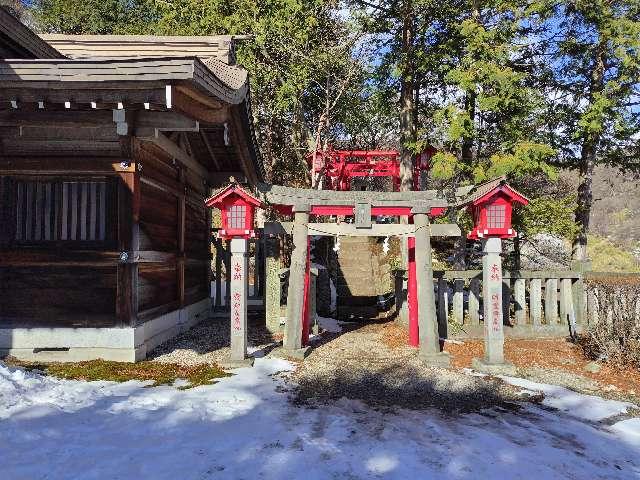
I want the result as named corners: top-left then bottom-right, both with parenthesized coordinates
top-left (301, 236), bottom-right (311, 346)
top-left (408, 235), bottom-right (419, 347)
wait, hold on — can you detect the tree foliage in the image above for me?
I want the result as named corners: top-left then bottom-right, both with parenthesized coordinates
top-left (25, 0), bottom-right (640, 254)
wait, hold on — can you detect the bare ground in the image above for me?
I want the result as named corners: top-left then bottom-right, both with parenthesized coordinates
top-left (149, 316), bottom-right (639, 410)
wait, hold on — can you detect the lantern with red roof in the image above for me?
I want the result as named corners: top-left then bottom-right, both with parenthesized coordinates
top-left (465, 177), bottom-right (529, 240)
top-left (205, 183), bottom-right (263, 239)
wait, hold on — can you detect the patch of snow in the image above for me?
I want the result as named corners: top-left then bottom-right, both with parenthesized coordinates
top-left (316, 316), bottom-right (343, 333)
top-left (1, 360), bottom-right (639, 479)
top-left (501, 376), bottom-right (634, 422)
top-left (332, 237), bottom-right (340, 252)
top-left (329, 278), bottom-right (337, 314)
top-left (611, 418), bottom-right (640, 448)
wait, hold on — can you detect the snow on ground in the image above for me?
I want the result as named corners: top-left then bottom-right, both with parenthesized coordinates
top-left (316, 315), bottom-right (345, 333)
top-left (501, 376), bottom-right (636, 422)
top-left (1, 359), bottom-right (639, 480)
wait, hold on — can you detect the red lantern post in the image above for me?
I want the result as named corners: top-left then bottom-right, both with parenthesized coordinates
top-left (205, 184), bottom-right (263, 367)
top-left (464, 178), bottom-right (528, 374)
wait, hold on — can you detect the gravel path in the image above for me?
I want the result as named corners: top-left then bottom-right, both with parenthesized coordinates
top-left (148, 314), bottom-right (279, 366)
top-left (291, 322), bottom-right (534, 412)
top-left (149, 315), bottom-right (537, 413)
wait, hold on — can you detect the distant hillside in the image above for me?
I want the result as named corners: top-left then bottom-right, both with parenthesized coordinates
top-left (561, 166), bottom-right (640, 252)
top-left (587, 235), bottom-right (640, 272)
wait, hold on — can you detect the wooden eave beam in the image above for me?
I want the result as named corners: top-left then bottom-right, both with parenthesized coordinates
top-left (200, 127), bottom-right (222, 171)
top-left (0, 109), bottom-right (199, 129)
top-left (228, 105), bottom-right (258, 184)
top-left (0, 85), bottom-right (168, 107)
top-left (172, 87), bottom-right (229, 124)
top-left (135, 128), bottom-right (210, 181)
top-left (0, 157), bottom-right (136, 175)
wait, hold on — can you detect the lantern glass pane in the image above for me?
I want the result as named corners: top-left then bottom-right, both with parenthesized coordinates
top-left (227, 205), bottom-right (246, 229)
top-left (486, 204), bottom-right (505, 228)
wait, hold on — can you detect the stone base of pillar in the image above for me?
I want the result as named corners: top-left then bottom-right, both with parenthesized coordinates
top-left (219, 357), bottom-right (255, 369)
top-left (274, 346), bottom-right (311, 360)
top-left (471, 357), bottom-right (517, 376)
top-left (418, 351), bottom-right (451, 368)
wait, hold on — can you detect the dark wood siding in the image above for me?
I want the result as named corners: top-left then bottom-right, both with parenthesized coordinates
top-left (0, 266), bottom-right (117, 327)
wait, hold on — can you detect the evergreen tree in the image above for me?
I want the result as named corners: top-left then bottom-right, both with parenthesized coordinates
top-left (537, 0), bottom-right (640, 260)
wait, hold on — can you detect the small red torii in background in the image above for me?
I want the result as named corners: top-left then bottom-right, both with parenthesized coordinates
top-left (307, 146), bottom-right (436, 191)
top-left (306, 144), bottom-right (439, 349)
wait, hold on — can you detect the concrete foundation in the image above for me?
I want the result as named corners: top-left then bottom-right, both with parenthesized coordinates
top-left (0, 298), bottom-right (211, 363)
top-left (418, 351), bottom-right (451, 368)
top-left (273, 346), bottom-right (311, 360)
top-left (471, 357), bottom-right (517, 376)
top-left (219, 357), bottom-right (255, 369)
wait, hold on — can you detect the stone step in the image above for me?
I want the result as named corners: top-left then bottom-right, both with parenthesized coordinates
top-left (338, 267), bottom-right (376, 280)
top-left (336, 284), bottom-right (381, 297)
top-left (336, 304), bottom-right (380, 320)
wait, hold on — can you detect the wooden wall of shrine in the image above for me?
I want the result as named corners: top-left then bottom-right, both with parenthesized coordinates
top-left (0, 126), bottom-right (211, 329)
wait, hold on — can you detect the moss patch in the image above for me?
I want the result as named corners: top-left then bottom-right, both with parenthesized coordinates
top-left (5, 357), bottom-right (230, 389)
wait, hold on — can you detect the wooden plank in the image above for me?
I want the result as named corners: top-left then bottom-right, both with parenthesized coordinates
top-left (0, 249), bottom-right (121, 266)
top-left (0, 157), bottom-right (136, 175)
top-left (0, 178), bottom-right (15, 246)
top-left (1, 140), bottom-right (123, 156)
top-left (178, 168), bottom-right (186, 306)
top-left (0, 86), bottom-right (168, 105)
top-left (15, 180), bottom-right (23, 241)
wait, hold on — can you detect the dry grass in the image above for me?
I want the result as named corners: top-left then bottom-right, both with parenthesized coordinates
top-left (381, 322), bottom-right (640, 400)
top-left (445, 338), bottom-right (640, 396)
top-left (5, 357), bottom-right (230, 389)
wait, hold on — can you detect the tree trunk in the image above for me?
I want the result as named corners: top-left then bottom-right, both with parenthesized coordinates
top-left (399, 0), bottom-right (415, 192)
top-left (461, 92), bottom-right (476, 165)
top-left (572, 43), bottom-right (605, 261)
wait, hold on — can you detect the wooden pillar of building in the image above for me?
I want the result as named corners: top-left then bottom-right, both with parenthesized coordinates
top-left (116, 156), bottom-right (140, 328)
top-left (413, 210), bottom-right (450, 367)
top-left (177, 167), bottom-right (186, 307)
top-left (283, 207), bottom-right (310, 357)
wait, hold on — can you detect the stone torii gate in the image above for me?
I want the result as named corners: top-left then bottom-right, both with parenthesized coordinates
top-left (255, 183), bottom-right (473, 366)
top-left (205, 178), bottom-right (527, 371)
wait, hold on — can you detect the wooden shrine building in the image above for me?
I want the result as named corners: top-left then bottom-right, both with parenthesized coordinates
top-left (0, 8), bottom-right (264, 361)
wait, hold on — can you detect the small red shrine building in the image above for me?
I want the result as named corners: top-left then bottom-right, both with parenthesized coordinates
top-left (465, 177), bottom-right (529, 240)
